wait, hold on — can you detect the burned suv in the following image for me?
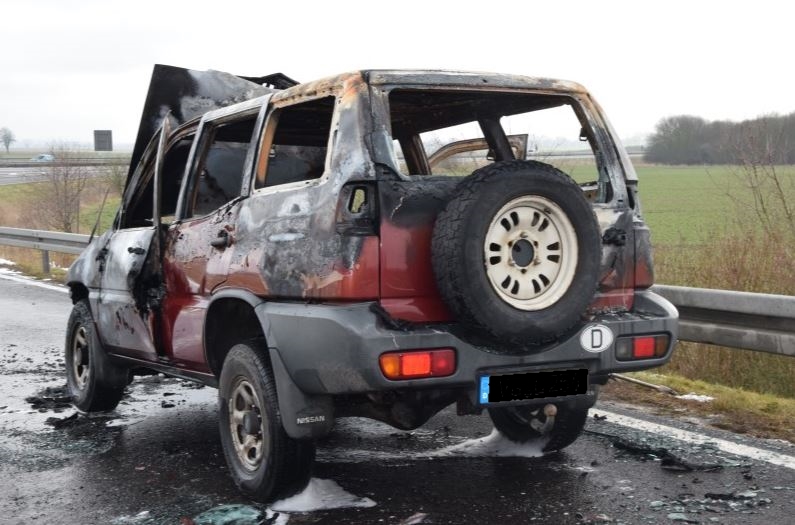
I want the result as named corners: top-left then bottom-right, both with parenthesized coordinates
top-left (65, 65), bottom-right (678, 501)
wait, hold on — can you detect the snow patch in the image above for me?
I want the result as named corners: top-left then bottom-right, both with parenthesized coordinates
top-left (676, 393), bottom-right (715, 403)
top-left (0, 258), bottom-right (15, 266)
top-left (430, 428), bottom-right (544, 458)
top-left (271, 478), bottom-right (376, 512)
top-left (0, 271), bottom-right (69, 293)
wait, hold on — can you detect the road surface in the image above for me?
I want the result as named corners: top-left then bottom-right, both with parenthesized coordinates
top-left (0, 274), bottom-right (793, 524)
top-left (0, 166), bottom-right (108, 186)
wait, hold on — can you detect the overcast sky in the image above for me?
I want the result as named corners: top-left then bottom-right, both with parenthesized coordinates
top-left (1, 0), bottom-right (792, 148)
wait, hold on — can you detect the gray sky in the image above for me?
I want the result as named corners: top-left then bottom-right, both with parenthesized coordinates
top-left (1, 0), bottom-right (792, 148)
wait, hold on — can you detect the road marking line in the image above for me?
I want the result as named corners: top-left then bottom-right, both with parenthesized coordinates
top-left (0, 272), bottom-right (69, 294)
top-left (593, 409), bottom-right (795, 470)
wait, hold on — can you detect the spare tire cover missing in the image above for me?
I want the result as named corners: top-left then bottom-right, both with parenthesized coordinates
top-left (431, 160), bottom-right (601, 345)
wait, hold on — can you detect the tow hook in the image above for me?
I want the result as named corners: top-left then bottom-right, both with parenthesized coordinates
top-left (530, 404), bottom-right (557, 434)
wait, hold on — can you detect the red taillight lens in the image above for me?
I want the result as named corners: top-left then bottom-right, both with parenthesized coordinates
top-left (633, 337), bottom-right (656, 358)
top-left (615, 335), bottom-right (669, 361)
top-left (379, 348), bottom-right (456, 380)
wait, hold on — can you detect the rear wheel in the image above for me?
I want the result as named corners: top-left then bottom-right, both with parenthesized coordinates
top-left (64, 299), bottom-right (127, 412)
top-left (489, 403), bottom-right (590, 452)
top-left (218, 341), bottom-right (314, 502)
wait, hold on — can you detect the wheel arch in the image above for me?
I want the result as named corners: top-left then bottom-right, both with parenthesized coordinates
top-left (204, 289), bottom-right (272, 378)
top-left (67, 281), bottom-right (89, 305)
top-left (205, 290), bottom-right (334, 440)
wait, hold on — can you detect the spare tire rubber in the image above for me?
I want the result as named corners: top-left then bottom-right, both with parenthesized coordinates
top-left (431, 160), bottom-right (601, 345)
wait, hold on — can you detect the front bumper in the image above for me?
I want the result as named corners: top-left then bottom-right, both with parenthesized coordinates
top-left (258, 290), bottom-right (678, 399)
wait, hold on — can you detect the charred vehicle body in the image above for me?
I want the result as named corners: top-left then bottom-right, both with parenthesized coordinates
top-left (65, 65), bottom-right (678, 501)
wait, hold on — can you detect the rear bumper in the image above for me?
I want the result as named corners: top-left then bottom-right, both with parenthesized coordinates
top-left (257, 290), bottom-right (678, 399)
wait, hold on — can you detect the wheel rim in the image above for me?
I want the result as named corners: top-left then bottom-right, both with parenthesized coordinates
top-left (483, 195), bottom-right (578, 310)
top-left (228, 378), bottom-right (267, 472)
top-left (71, 326), bottom-right (90, 390)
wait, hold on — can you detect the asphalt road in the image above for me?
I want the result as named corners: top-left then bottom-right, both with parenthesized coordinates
top-left (1, 275), bottom-right (793, 525)
top-left (0, 166), bottom-right (106, 186)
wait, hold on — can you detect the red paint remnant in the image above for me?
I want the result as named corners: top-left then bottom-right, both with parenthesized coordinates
top-left (379, 220), bottom-right (452, 322)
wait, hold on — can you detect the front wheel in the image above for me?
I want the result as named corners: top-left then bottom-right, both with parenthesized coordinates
top-left (488, 403), bottom-right (590, 452)
top-left (218, 341), bottom-right (315, 502)
top-left (64, 299), bottom-right (127, 412)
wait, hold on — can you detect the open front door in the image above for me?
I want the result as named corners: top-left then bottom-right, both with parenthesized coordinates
top-left (95, 119), bottom-right (170, 362)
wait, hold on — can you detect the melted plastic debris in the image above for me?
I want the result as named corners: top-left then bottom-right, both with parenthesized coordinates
top-left (271, 478), bottom-right (376, 512)
top-left (676, 393), bottom-right (715, 403)
top-left (429, 428), bottom-right (544, 458)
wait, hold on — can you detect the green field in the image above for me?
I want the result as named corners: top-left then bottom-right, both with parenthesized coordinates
top-left (634, 164), bottom-right (770, 245)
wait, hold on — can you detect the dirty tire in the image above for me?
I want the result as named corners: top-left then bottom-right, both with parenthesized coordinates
top-left (432, 160), bottom-right (601, 344)
top-left (64, 299), bottom-right (127, 412)
top-left (489, 404), bottom-right (589, 452)
top-left (218, 341), bottom-right (315, 502)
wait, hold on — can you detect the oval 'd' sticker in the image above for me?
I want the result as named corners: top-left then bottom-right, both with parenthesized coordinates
top-left (579, 324), bottom-right (614, 353)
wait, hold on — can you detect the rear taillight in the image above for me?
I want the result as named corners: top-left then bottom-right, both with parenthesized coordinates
top-left (615, 335), bottom-right (669, 361)
top-left (379, 348), bottom-right (456, 380)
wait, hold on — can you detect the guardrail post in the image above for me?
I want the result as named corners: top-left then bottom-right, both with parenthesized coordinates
top-left (41, 250), bottom-right (50, 274)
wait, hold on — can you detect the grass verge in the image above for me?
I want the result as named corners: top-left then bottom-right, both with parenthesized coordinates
top-left (602, 371), bottom-right (795, 444)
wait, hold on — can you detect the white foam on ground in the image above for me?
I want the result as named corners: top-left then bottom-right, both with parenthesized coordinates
top-left (112, 511), bottom-right (151, 524)
top-left (676, 393), bottom-right (715, 403)
top-left (430, 428), bottom-right (544, 458)
top-left (0, 271), bottom-right (68, 293)
top-left (594, 409), bottom-right (795, 470)
top-left (270, 478), bottom-right (376, 512)
top-left (0, 258), bottom-right (15, 265)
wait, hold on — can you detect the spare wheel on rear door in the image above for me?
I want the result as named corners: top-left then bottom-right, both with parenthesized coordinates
top-left (431, 160), bottom-right (601, 346)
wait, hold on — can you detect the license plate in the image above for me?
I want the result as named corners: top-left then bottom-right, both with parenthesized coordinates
top-left (478, 369), bottom-right (588, 404)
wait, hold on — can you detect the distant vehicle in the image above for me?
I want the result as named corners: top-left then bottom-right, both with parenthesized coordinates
top-left (30, 153), bottom-right (54, 162)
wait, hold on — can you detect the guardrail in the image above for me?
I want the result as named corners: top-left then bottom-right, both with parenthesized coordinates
top-left (0, 227), bottom-right (89, 273)
top-left (0, 227), bottom-right (793, 358)
top-left (653, 285), bottom-right (795, 357)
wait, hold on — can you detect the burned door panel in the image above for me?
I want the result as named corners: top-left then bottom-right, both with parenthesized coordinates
top-left (228, 183), bottom-right (379, 301)
top-left (161, 203), bottom-right (241, 370)
top-left (221, 78), bottom-right (380, 301)
top-left (96, 228), bottom-right (160, 359)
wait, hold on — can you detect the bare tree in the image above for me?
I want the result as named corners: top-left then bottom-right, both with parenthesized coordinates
top-left (102, 161), bottom-right (128, 198)
top-left (725, 119), bottom-right (795, 237)
top-left (33, 144), bottom-right (91, 232)
top-left (0, 127), bottom-right (15, 153)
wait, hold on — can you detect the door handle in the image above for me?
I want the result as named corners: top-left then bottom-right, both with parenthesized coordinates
top-left (210, 230), bottom-right (231, 249)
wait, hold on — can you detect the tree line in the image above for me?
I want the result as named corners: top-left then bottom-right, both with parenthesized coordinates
top-left (644, 113), bottom-right (795, 165)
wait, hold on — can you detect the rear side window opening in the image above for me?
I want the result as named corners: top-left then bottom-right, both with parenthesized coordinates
top-left (387, 89), bottom-right (613, 203)
top-left (255, 96), bottom-right (335, 190)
